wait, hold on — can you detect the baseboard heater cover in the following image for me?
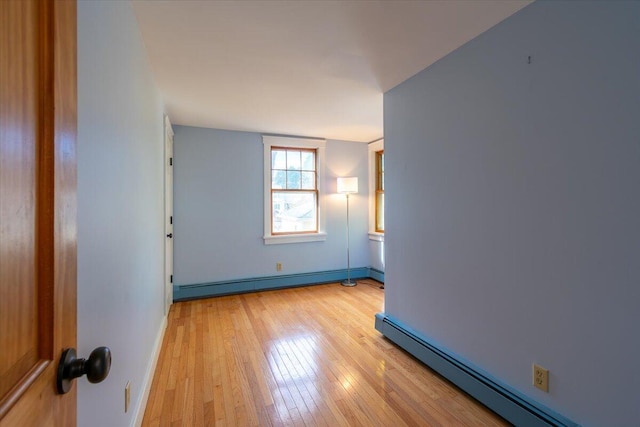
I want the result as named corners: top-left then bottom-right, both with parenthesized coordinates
top-left (174, 267), bottom-right (382, 301)
top-left (374, 313), bottom-right (580, 427)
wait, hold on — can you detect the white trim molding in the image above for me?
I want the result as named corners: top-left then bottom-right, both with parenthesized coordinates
top-left (133, 315), bottom-right (167, 427)
top-left (263, 135), bottom-right (327, 245)
top-left (368, 232), bottom-right (384, 242)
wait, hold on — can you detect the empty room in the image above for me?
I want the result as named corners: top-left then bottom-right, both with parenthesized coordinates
top-left (2, 1), bottom-right (638, 426)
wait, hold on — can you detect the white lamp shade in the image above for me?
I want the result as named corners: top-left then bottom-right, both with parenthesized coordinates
top-left (337, 177), bottom-right (358, 194)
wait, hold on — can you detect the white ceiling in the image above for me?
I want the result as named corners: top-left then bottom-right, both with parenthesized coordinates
top-left (132, 0), bottom-right (531, 143)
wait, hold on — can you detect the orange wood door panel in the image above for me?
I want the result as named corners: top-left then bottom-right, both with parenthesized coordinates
top-left (0, 0), bottom-right (77, 425)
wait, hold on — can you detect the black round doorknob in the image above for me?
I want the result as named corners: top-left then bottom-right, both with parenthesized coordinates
top-left (56, 346), bottom-right (112, 394)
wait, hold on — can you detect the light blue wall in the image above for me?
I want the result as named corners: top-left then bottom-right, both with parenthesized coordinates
top-left (384, 2), bottom-right (640, 426)
top-left (173, 126), bottom-right (369, 286)
top-left (78, 2), bottom-right (165, 426)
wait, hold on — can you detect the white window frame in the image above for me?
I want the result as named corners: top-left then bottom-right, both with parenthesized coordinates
top-left (263, 135), bottom-right (327, 245)
top-left (368, 139), bottom-right (384, 242)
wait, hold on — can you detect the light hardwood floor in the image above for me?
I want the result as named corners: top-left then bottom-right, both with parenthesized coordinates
top-left (142, 280), bottom-right (510, 426)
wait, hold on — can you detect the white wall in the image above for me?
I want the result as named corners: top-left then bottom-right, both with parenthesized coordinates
top-left (368, 239), bottom-right (384, 273)
top-left (78, 2), bottom-right (165, 426)
top-left (384, 2), bottom-right (640, 426)
top-left (173, 126), bottom-right (369, 285)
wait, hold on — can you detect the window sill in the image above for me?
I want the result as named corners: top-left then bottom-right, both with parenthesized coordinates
top-left (368, 232), bottom-right (385, 242)
top-left (264, 232), bottom-right (327, 245)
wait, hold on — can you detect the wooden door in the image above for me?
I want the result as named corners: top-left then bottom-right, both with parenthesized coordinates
top-left (0, 0), bottom-right (77, 425)
top-left (164, 117), bottom-right (174, 315)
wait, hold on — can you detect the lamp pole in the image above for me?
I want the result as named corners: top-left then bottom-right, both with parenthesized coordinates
top-left (338, 176), bottom-right (358, 286)
top-left (343, 192), bottom-right (355, 286)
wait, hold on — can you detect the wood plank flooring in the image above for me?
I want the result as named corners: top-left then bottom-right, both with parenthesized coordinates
top-left (142, 280), bottom-right (510, 426)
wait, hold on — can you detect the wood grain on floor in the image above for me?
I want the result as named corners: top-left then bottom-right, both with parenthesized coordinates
top-left (142, 280), bottom-right (509, 426)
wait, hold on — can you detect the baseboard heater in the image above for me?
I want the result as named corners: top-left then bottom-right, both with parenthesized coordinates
top-left (174, 267), bottom-right (383, 301)
top-left (374, 313), bottom-right (579, 427)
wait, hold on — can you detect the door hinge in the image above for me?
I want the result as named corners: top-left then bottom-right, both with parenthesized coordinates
top-left (170, 275), bottom-right (173, 283)
top-left (169, 157), bottom-right (173, 166)
top-left (170, 215), bottom-right (173, 225)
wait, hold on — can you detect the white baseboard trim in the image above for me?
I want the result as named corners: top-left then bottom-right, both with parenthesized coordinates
top-left (132, 315), bottom-right (168, 427)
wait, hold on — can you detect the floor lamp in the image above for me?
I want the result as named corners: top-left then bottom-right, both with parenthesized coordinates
top-left (337, 177), bottom-right (358, 286)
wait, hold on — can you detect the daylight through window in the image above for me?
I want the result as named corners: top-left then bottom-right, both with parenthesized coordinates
top-left (263, 135), bottom-right (326, 245)
top-left (271, 147), bottom-right (318, 234)
top-left (375, 150), bottom-right (384, 233)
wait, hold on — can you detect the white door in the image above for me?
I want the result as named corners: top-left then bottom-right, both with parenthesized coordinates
top-left (164, 116), bottom-right (174, 314)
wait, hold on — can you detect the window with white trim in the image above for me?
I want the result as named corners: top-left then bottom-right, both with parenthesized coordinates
top-left (263, 136), bottom-right (326, 245)
top-left (375, 150), bottom-right (384, 233)
top-left (368, 139), bottom-right (384, 241)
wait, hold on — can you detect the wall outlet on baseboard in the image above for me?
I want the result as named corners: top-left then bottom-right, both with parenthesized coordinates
top-left (125, 381), bottom-right (131, 412)
top-left (276, 262), bottom-right (282, 272)
top-left (533, 364), bottom-right (549, 392)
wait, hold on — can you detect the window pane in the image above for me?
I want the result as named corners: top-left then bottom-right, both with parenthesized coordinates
top-left (272, 191), bottom-right (317, 233)
top-left (377, 151), bottom-right (384, 191)
top-left (301, 151), bottom-right (315, 171)
top-left (380, 152), bottom-right (385, 191)
top-left (287, 171), bottom-right (301, 189)
top-left (376, 192), bottom-right (385, 232)
top-left (272, 149), bottom-right (286, 169)
top-left (301, 171), bottom-right (315, 190)
top-left (272, 170), bottom-right (286, 189)
top-left (287, 150), bottom-right (301, 170)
